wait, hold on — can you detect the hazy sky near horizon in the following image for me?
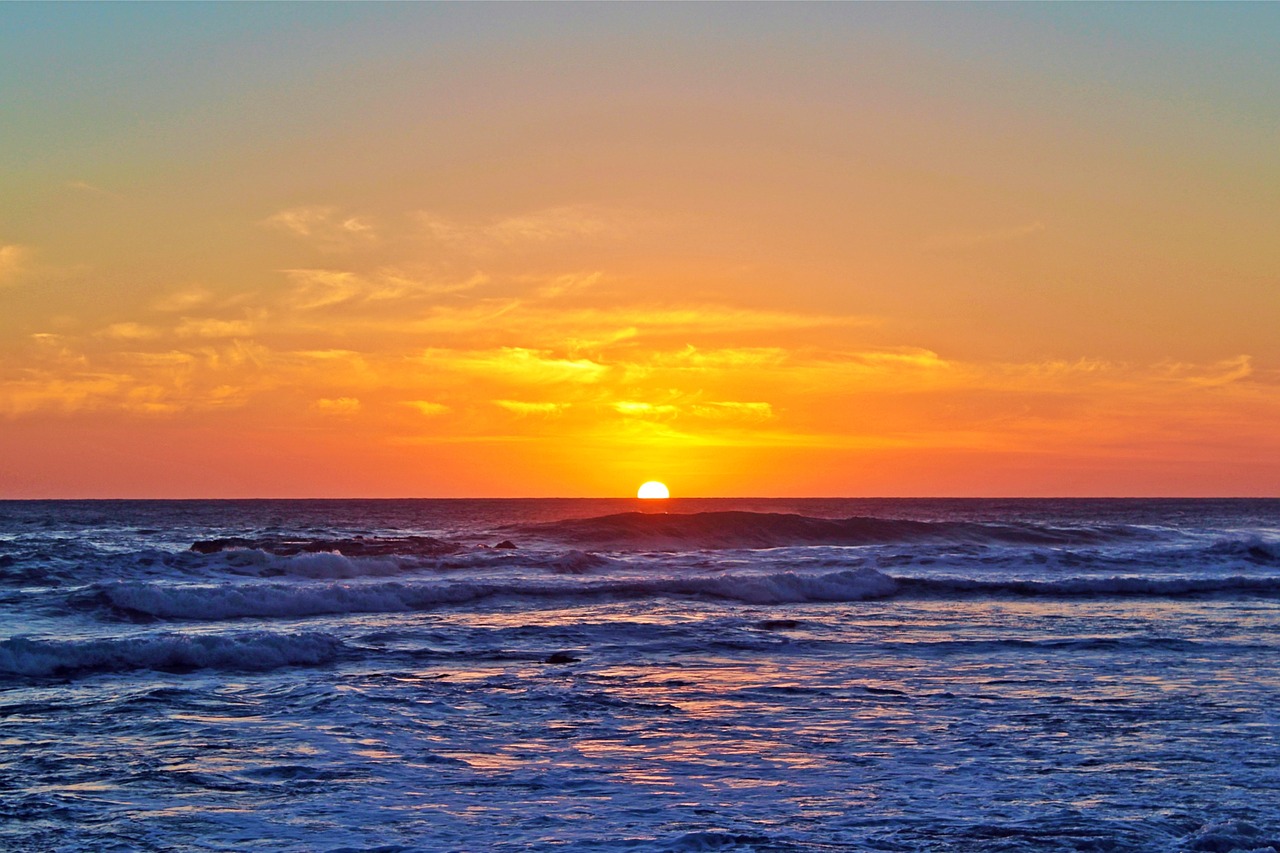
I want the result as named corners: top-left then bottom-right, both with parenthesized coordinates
top-left (2, 3), bottom-right (1278, 497)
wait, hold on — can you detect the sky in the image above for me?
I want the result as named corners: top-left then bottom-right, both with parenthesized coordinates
top-left (2, 3), bottom-right (1278, 498)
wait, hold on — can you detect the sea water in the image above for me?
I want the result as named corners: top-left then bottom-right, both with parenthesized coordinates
top-left (2, 498), bottom-right (1278, 852)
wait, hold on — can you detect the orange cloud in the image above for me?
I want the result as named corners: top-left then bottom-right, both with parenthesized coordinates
top-left (423, 347), bottom-right (610, 385)
top-left (493, 399), bottom-right (570, 416)
top-left (263, 206), bottom-right (377, 250)
top-left (312, 397), bottom-right (362, 415)
top-left (403, 400), bottom-right (451, 416)
top-left (417, 205), bottom-right (630, 250)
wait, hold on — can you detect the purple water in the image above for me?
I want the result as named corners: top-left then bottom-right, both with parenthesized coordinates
top-left (2, 499), bottom-right (1278, 851)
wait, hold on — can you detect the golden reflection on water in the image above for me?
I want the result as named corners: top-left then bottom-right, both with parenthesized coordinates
top-left (298, 594), bottom-right (1279, 809)
top-left (442, 751), bottom-right (530, 772)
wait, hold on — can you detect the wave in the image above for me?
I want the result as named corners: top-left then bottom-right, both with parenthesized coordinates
top-left (185, 545), bottom-right (615, 580)
top-left (0, 630), bottom-right (343, 678)
top-left (0, 543), bottom-right (617, 588)
top-left (512, 511), bottom-right (1151, 550)
top-left (6, 518), bottom-right (1274, 590)
top-left (76, 569), bottom-right (1280, 622)
top-left (1177, 819), bottom-right (1280, 853)
top-left (1204, 535), bottom-right (1280, 565)
top-left (82, 569), bottom-right (898, 621)
top-left (902, 574), bottom-right (1280, 597)
top-left (189, 534), bottom-right (465, 558)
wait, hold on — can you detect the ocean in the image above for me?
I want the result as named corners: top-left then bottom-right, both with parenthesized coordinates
top-left (1, 498), bottom-right (1278, 852)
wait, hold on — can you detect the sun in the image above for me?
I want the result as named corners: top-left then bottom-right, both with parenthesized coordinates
top-left (637, 481), bottom-right (670, 499)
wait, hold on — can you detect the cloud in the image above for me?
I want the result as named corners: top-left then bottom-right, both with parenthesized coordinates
top-left (65, 180), bottom-right (123, 198)
top-left (493, 399), bottom-right (569, 416)
top-left (0, 374), bottom-right (128, 416)
top-left (424, 347), bottom-right (610, 385)
top-left (690, 401), bottom-right (775, 421)
top-left (263, 206), bottom-right (377, 250)
top-left (98, 322), bottom-right (162, 341)
top-left (0, 339), bottom-right (267, 416)
top-left (612, 401), bottom-right (679, 420)
top-left (417, 205), bottom-right (631, 252)
top-left (602, 399), bottom-right (774, 424)
top-left (534, 270), bottom-right (604, 299)
top-left (280, 269), bottom-right (365, 310)
top-left (281, 268), bottom-right (483, 311)
top-left (404, 400), bottom-right (450, 416)
top-left (1168, 355), bottom-right (1252, 388)
top-left (395, 304), bottom-right (865, 349)
top-left (151, 286), bottom-right (214, 313)
top-left (174, 318), bottom-right (254, 339)
top-left (486, 207), bottom-right (615, 243)
top-left (651, 346), bottom-right (789, 370)
top-left (148, 265), bottom-right (863, 356)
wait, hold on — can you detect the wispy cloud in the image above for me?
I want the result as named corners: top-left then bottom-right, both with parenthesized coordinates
top-left (1166, 355), bottom-right (1252, 388)
top-left (395, 304), bottom-right (865, 349)
top-left (65, 180), bottom-right (124, 199)
top-left (493, 399), bottom-right (570, 416)
top-left (0, 374), bottom-right (129, 416)
top-left (98, 322), bottom-right (162, 341)
top-left (403, 400), bottom-right (451, 416)
top-left (485, 206), bottom-right (617, 243)
top-left (649, 346), bottom-right (789, 370)
top-left (415, 205), bottom-right (639, 254)
top-left (690, 401), bottom-right (775, 421)
top-left (533, 270), bottom-right (604, 299)
top-left (151, 286), bottom-right (214, 313)
top-left (612, 401), bottom-right (679, 420)
top-left (424, 347), bottom-right (610, 385)
top-left (174, 318), bottom-right (255, 339)
top-left (281, 268), bottom-right (484, 311)
top-left (312, 397), bottom-right (361, 415)
top-left (263, 206), bottom-right (378, 250)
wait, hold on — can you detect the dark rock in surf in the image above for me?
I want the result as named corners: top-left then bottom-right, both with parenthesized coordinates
top-left (494, 540), bottom-right (517, 549)
top-left (758, 619), bottom-right (801, 630)
top-left (544, 652), bottom-right (581, 664)
top-left (190, 537), bottom-right (257, 554)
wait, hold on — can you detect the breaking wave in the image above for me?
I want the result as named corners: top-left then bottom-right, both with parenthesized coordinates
top-left (0, 630), bottom-right (343, 678)
top-left (1203, 535), bottom-right (1280, 565)
top-left (77, 569), bottom-right (1280, 623)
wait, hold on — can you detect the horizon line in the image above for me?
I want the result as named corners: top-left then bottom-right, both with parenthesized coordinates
top-left (1, 495), bottom-right (1276, 502)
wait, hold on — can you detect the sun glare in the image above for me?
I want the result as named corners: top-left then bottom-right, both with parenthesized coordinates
top-left (637, 481), bottom-right (670, 499)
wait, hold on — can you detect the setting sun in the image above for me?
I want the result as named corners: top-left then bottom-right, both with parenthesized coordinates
top-left (637, 481), bottom-right (670, 500)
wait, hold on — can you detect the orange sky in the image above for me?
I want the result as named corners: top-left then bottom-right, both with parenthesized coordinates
top-left (2, 4), bottom-right (1278, 497)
